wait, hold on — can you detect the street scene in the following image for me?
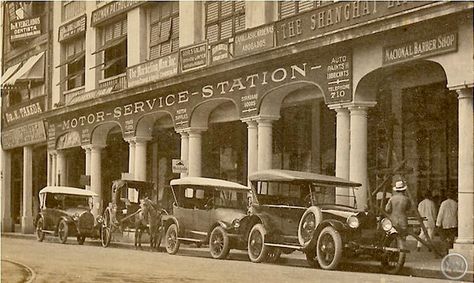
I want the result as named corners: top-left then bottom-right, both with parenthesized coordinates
top-left (1, 1), bottom-right (473, 282)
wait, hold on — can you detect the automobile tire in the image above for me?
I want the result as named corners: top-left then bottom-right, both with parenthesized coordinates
top-left (316, 226), bottom-right (343, 270)
top-left (380, 234), bottom-right (406, 274)
top-left (247, 224), bottom-right (270, 263)
top-left (36, 218), bottom-right (45, 242)
top-left (165, 224), bottom-right (180, 255)
top-left (209, 226), bottom-right (230, 259)
top-left (266, 247), bottom-right (281, 263)
top-left (298, 206), bottom-right (322, 248)
top-left (77, 235), bottom-right (86, 245)
top-left (58, 220), bottom-right (69, 244)
top-left (305, 249), bottom-right (320, 268)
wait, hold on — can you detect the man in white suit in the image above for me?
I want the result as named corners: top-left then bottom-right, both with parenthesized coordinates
top-left (417, 191), bottom-right (437, 252)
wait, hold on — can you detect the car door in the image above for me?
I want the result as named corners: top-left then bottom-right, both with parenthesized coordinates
top-left (192, 188), bottom-right (211, 241)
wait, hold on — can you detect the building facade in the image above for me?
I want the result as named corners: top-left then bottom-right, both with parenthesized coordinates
top-left (1, 0), bottom-right (473, 273)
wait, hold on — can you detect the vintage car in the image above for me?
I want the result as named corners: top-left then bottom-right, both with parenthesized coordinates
top-left (163, 177), bottom-right (250, 259)
top-left (246, 169), bottom-right (407, 274)
top-left (35, 186), bottom-right (98, 244)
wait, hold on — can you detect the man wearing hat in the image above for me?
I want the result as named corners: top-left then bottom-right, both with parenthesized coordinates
top-left (385, 180), bottom-right (412, 236)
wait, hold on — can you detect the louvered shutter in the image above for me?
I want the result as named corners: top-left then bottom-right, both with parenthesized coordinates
top-left (235, 1), bottom-right (245, 12)
top-left (207, 24), bottom-right (219, 43)
top-left (159, 18), bottom-right (172, 43)
top-left (221, 2), bottom-right (232, 17)
top-left (235, 14), bottom-right (245, 33)
top-left (298, 1), bottom-right (315, 12)
top-left (279, 1), bottom-right (296, 19)
top-left (206, 2), bottom-right (219, 23)
top-left (150, 22), bottom-right (161, 46)
top-left (150, 46), bottom-right (161, 60)
top-left (220, 18), bottom-right (233, 40)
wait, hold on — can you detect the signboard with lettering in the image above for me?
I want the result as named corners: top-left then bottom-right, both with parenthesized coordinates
top-left (234, 24), bottom-right (274, 57)
top-left (383, 31), bottom-right (457, 65)
top-left (3, 96), bottom-right (45, 126)
top-left (275, 1), bottom-right (431, 46)
top-left (57, 131), bottom-right (81, 150)
top-left (58, 15), bottom-right (86, 42)
top-left (91, 1), bottom-right (142, 26)
top-left (172, 159), bottom-right (187, 174)
top-left (10, 16), bottom-right (42, 42)
top-left (180, 42), bottom-right (208, 72)
top-left (210, 41), bottom-right (233, 64)
top-left (2, 121), bottom-right (47, 150)
top-left (127, 52), bottom-right (179, 88)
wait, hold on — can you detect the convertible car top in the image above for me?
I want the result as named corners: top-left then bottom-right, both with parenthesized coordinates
top-left (170, 177), bottom-right (249, 191)
top-left (39, 186), bottom-right (98, 197)
top-left (249, 169), bottom-right (361, 187)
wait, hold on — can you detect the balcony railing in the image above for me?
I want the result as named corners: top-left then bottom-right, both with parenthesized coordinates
top-left (98, 73), bottom-right (127, 92)
top-left (64, 86), bottom-right (85, 106)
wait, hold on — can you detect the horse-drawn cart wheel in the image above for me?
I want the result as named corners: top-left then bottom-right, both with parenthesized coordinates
top-left (101, 208), bottom-right (113, 248)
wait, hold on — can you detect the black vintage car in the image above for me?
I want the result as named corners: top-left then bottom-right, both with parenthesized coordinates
top-left (35, 186), bottom-right (98, 244)
top-left (245, 169), bottom-right (407, 274)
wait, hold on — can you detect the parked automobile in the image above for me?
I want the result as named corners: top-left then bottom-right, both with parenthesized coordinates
top-left (246, 169), bottom-right (407, 274)
top-left (34, 186), bottom-right (98, 244)
top-left (163, 177), bottom-right (251, 259)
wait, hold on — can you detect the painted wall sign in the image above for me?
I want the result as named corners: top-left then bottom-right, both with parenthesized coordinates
top-left (56, 131), bottom-right (81, 150)
top-left (234, 24), bottom-right (274, 57)
top-left (180, 42), bottom-right (208, 72)
top-left (210, 41), bottom-right (233, 64)
top-left (275, 1), bottom-right (431, 46)
top-left (2, 121), bottom-right (47, 150)
top-left (10, 16), bottom-right (42, 42)
top-left (383, 31), bottom-right (457, 65)
top-left (91, 1), bottom-right (141, 26)
top-left (58, 14), bottom-right (86, 42)
top-left (3, 97), bottom-right (45, 126)
top-left (127, 52), bottom-right (179, 88)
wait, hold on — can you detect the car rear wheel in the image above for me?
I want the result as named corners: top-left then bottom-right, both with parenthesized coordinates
top-left (381, 234), bottom-right (406, 274)
top-left (36, 218), bottom-right (45, 242)
top-left (165, 224), bottom-right (180, 255)
top-left (209, 226), bottom-right (230, 259)
top-left (101, 209), bottom-right (112, 248)
top-left (316, 226), bottom-right (342, 270)
top-left (298, 207), bottom-right (322, 248)
top-left (248, 224), bottom-right (270, 263)
top-left (58, 220), bottom-right (69, 244)
top-left (77, 235), bottom-right (86, 245)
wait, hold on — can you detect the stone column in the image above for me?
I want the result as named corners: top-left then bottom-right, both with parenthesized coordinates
top-left (331, 105), bottom-right (351, 205)
top-left (134, 137), bottom-right (151, 181)
top-left (82, 146), bottom-right (92, 190)
top-left (22, 146), bottom-right (34, 234)
top-left (51, 151), bottom-right (57, 186)
top-left (451, 87), bottom-right (474, 276)
top-left (46, 151), bottom-right (52, 186)
top-left (56, 150), bottom-right (67, 186)
top-left (349, 102), bottom-right (376, 211)
top-left (90, 144), bottom-right (105, 217)
top-left (1, 150), bottom-right (13, 232)
top-left (244, 119), bottom-right (258, 185)
top-left (125, 138), bottom-right (136, 179)
top-left (179, 131), bottom-right (189, 178)
top-left (188, 129), bottom-right (204, 177)
top-left (257, 118), bottom-right (275, 170)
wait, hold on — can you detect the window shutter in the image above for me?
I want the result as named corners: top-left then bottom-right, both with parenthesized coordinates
top-left (150, 46), bottom-right (161, 60)
top-left (150, 22), bottom-right (161, 46)
top-left (150, 5), bottom-right (160, 23)
top-left (220, 18), bottom-right (233, 40)
top-left (299, 1), bottom-right (315, 13)
top-left (206, 24), bottom-right (219, 43)
top-left (221, 2), bottom-right (232, 17)
top-left (235, 1), bottom-right (245, 12)
top-left (235, 14), bottom-right (245, 33)
top-left (172, 16), bottom-right (179, 37)
top-left (206, 2), bottom-right (219, 23)
top-left (159, 18), bottom-right (172, 43)
top-left (279, 1), bottom-right (296, 19)
top-left (161, 41), bottom-right (171, 56)
top-left (171, 38), bottom-right (179, 52)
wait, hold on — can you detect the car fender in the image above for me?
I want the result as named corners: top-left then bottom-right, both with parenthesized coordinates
top-left (34, 213), bottom-right (43, 226)
top-left (244, 214), bottom-right (277, 236)
top-left (162, 215), bottom-right (180, 235)
top-left (314, 219), bottom-right (346, 242)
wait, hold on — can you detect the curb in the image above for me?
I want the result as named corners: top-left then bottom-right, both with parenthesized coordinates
top-left (2, 258), bottom-right (37, 283)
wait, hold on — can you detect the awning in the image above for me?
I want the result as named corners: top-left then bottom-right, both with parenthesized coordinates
top-left (91, 35), bottom-right (127, 55)
top-left (3, 52), bottom-right (45, 86)
top-left (1, 63), bottom-right (22, 85)
top-left (56, 51), bottom-right (85, 68)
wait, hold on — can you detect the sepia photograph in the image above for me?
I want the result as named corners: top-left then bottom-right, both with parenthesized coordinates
top-left (0, 1), bottom-right (473, 282)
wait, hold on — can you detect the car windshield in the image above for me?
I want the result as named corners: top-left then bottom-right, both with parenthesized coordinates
top-left (213, 189), bottom-right (247, 210)
top-left (173, 185), bottom-right (247, 210)
top-left (46, 194), bottom-right (91, 209)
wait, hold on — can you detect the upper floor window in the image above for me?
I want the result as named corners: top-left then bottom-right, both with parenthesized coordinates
top-left (205, 1), bottom-right (245, 44)
top-left (95, 18), bottom-right (127, 79)
top-left (149, 1), bottom-right (179, 60)
top-left (64, 39), bottom-right (85, 90)
top-left (62, 1), bottom-right (85, 22)
top-left (278, 1), bottom-right (329, 19)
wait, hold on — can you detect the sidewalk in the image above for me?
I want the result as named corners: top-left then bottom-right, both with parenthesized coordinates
top-left (0, 232), bottom-right (468, 281)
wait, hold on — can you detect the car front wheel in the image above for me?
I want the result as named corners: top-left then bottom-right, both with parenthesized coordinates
top-left (381, 234), bottom-right (406, 274)
top-left (247, 224), bottom-right (270, 263)
top-left (316, 226), bottom-right (342, 270)
top-left (209, 226), bottom-right (230, 259)
top-left (36, 218), bottom-right (45, 242)
top-left (58, 220), bottom-right (69, 244)
top-left (165, 224), bottom-right (180, 255)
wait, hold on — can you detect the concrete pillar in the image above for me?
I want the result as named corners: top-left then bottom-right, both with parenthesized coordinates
top-left (126, 138), bottom-right (136, 178)
top-left (188, 129), bottom-right (204, 177)
top-left (82, 146), bottom-right (92, 190)
top-left (257, 118), bottom-right (275, 170)
top-left (51, 1), bottom-right (62, 107)
top-left (179, 131), bottom-right (189, 178)
top-left (245, 1), bottom-right (276, 28)
top-left (56, 150), bottom-right (67, 186)
top-left (90, 144), bottom-right (105, 217)
top-left (245, 119), bottom-right (258, 185)
top-left (127, 6), bottom-right (147, 66)
top-left (1, 150), bottom-right (13, 232)
top-left (134, 137), bottom-right (151, 181)
top-left (179, 1), bottom-right (204, 47)
top-left (22, 146), bottom-right (34, 234)
top-left (85, 1), bottom-right (99, 91)
top-left (331, 105), bottom-right (351, 206)
top-left (46, 151), bottom-right (52, 186)
top-left (349, 102), bottom-right (376, 211)
top-left (51, 151), bottom-right (57, 186)
top-left (451, 87), bottom-right (474, 277)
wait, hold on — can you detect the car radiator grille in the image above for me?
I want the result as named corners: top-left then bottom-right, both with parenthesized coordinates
top-left (78, 213), bottom-right (94, 231)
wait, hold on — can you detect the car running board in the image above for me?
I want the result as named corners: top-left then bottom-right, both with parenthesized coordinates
top-left (264, 243), bottom-right (303, 251)
top-left (177, 237), bottom-right (202, 243)
top-left (41, 230), bottom-right (55, 235)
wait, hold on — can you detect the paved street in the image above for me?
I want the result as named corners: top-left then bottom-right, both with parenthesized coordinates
top-left (1, 237), bottom-right (452, 283)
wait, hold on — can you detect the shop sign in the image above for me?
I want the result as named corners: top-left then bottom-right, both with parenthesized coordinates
top-left (58, 15), bottom-right (86, 42)
top-left (56, 131), bottom-right (81, 150)
top-left (234, 24), bottom-right (274, 57)
top-left (172, 159), bottom-right (187, 174)
top-left (275, 1), bottom-right (431, 46)
top-left (2, 121), bottom-right (46, 150)
top-left (3, 97), bottom-right (45, 126)
top-left (48, 123), bottom-right (56, 149)
top-left (10, 16), bottom-right (42, 42)
top-left (180, 42), bottom-right (208, 72)
top-left (383, 31), bottom-right (457, 65)
top-left (91, 1), bottom-right (142, 26)
top-left (127, 53), bottom-right (179, 88)
top-left (210, 41), bottom-right (233, 64)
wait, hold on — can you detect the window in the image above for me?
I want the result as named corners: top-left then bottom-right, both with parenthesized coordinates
top-left (278, 1), bottom-right (330, 19)
top-left (101, 18), bottom-right (127, 78)
top-left (62, 1), bottom-right (85, 21)
top-left (64, 39), bottom-right (85, 90)
top-left (149, 2), bottom-right (179, 60)
top-left (205, 1), bottom-right (245, 44)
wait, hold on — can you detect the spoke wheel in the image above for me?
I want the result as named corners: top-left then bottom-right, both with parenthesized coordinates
top-left (36, 218), bottom-right (45, 242)
top-left (165, 224), bottom-right (180, 255)
top-left (209, 226), bottom-right (230, 259)
top-left (316, 226), bottom-right (342, 270)
top-left (101, 209), bottom-right (112, 247)
top-left (58, 220), bottom-right (69, 244)
top-left (381, 234), bottom-right (406, 274)
top-left (298, 207), bottom-right (322, 248)
top-left (247, 224), bottom-right (269, 263)
top-left (77, 235), bottom-right (86, 245)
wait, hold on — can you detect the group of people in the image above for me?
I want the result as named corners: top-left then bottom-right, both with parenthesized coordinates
top-left (385, 180), bottom-right (458, 252)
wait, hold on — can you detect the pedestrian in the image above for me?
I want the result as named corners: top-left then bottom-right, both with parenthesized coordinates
top-left (436, 191), bottom-right (458, 249)
top-left (417, 190), bottom-right (437, 252)
top-left (385, 180), bottom-right (411, 238)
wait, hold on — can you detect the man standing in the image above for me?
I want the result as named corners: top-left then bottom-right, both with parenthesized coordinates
top-left (436, 191), bottom-right (458, 249)
top-left (385, 180), bottom-right (411, 236)
top-left (417, 191), bottom-right (437, 251)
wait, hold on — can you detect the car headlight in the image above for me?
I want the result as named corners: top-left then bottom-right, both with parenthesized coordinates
top-left (381, 218), bottom-right (393, 232)
top-left (72, 213), bottom-right (79, 221)
top-left (346, 215), bottom-right (360, 229)
top-left (232, 219), bottom-right (240, 228)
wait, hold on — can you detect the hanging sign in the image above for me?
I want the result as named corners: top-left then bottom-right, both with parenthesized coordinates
top-left (234, 24), bottom-right (274, 57)
top-left (127, 52), bottom-right (179, 88)
top-left (172, 159), bottom-right (188, 174)
top-left (10, 16), bottom-right (42, 42)
top-left (58, 14), bottom-right (86, 42)
top-left (180, 42), bottom-right (208, 72)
